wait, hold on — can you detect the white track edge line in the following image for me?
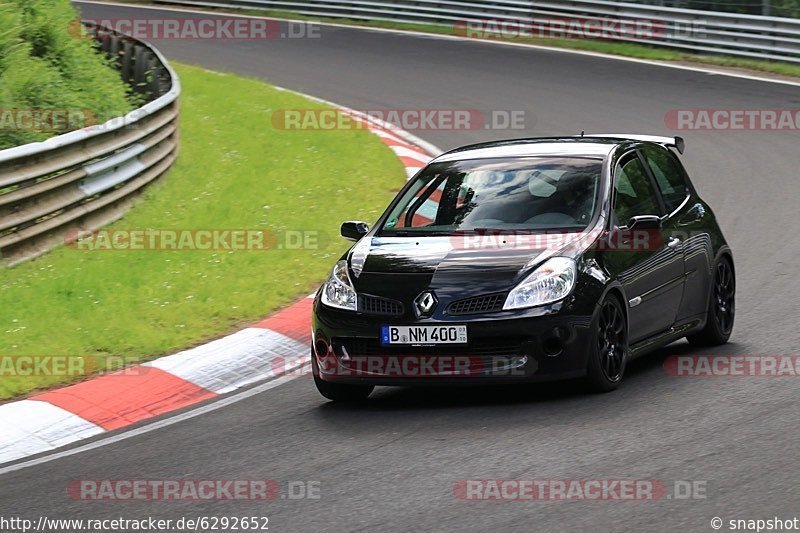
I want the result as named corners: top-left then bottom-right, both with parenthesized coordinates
top-left (0, 366), bottom-right (307, 476)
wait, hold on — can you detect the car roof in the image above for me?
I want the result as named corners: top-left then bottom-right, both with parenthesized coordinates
top-left (431, 135), bottom-right (683, 163)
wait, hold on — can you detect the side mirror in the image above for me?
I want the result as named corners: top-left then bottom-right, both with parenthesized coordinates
top-left (341, 221), bottom-right (369, 241)
top-left (627, 215), bottom-right (661, 230)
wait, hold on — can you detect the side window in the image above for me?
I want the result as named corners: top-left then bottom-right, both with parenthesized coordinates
top-left (642, 146), bottom-right (689, 213)
top-left (385, 177), bottom-right (443, 229)
top-left (614, 156), bottom-right (661, 226)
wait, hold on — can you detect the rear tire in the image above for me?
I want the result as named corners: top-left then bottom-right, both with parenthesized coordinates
top-left (585, 294), bottom-right (628, 392)
top-left (312, 350), bottom-right (373, 402)
top-left (687, 257), bottom-right (735, 347)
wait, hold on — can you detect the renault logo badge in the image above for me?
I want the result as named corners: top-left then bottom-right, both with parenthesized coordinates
top-left (414, 290), bottom-right (438, 317)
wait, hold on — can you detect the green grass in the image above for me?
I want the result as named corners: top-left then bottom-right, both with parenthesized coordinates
top-left (0, 0), bottom-right (138, 149)
top-left (0, 63), bottom-right (406, 400)
top-left (145, 2), bottom-right (800, 79)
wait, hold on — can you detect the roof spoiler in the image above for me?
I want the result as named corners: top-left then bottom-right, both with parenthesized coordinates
top-left (582, 134), bottom-right (685, 154)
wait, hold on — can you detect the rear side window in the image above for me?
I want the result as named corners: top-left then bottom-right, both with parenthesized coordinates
top-left (642, 146), bottom-right (690, 213)
top-left (614, 156), bottom-right (661, 226)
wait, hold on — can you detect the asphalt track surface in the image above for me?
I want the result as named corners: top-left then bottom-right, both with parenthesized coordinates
top-left (2, 3), bottom-right (799, 531)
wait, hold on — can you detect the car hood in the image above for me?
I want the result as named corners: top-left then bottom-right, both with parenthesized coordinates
top-left (349, 235), bottom-right (582, 298)
top-left (358, 236), bottom-right (550, 274)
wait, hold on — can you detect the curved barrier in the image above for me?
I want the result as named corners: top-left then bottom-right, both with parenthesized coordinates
top-left (159, 0), bottom-right (800, 63)
top-left (0, 26), bottom-right (180, 266)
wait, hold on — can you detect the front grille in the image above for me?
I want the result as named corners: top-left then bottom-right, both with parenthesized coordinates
top-left (447, 293), bottom-right (506, 315)
top-left (336, 336), bottom-right (526, 357)
top-left (358, 294), bottom-right (404, 316)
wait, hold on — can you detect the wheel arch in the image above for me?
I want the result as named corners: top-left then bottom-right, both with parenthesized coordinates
top-left (705, 245), bottom-right (735, 311)
top-left (717, 246), bottom-right (734, 273)
top-left (599, 282), bottom-right (629, 331)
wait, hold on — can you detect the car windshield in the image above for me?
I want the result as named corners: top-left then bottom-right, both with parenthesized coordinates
top-left (379, 156), bottom-right (603, 235)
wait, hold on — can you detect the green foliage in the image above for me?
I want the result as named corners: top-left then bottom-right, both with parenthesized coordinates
top-left (0, 0), bottom-right (137, 149)
top-left (639, 0), bottom-right (799, 17)
top-left (772, 0), bottom-right (800, 17)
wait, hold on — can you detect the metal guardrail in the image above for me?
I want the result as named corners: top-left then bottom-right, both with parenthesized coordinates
top-left (157, 0), bottom-right (800, 63)
top-left (0, 26), bottom-right (180, 266)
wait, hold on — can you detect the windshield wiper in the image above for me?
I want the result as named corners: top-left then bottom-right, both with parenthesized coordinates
top-left (382, 230), bottom-right (453, 237)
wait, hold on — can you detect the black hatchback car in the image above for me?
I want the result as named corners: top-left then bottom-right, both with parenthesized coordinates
top-left (312, 135), bottom-right (734, 401)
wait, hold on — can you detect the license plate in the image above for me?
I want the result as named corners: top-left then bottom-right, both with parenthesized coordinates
top-left (381, 325), bottom-right (468, 345)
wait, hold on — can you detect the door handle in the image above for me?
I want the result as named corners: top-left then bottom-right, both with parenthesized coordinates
top-left (667, 237), bottom-right (681, 249)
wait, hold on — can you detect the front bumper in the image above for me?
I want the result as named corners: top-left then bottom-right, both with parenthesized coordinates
top-left (312, 295), bottom-right (597, 386)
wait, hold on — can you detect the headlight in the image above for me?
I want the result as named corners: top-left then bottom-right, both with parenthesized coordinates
top-left (503, 257), bottom-right (576, 310)
top-left (321, 260), bottom-right (357, 311)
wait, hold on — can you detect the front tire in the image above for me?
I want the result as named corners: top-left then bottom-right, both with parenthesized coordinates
top-left (312, 350), bottom-right (374, 402)
top-left (585, 294), bottom-right (628, 392)
top-left (687, 257), bottom-right (735, 347)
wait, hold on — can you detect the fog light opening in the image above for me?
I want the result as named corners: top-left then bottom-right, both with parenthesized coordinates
top-left (542, 336), bottom-right (563, 357)
top-left (315, 339), bottom-right (330, 357)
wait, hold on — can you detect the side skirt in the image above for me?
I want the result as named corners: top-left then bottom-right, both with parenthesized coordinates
top-left (628, 319), bottom-right (703, 361)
